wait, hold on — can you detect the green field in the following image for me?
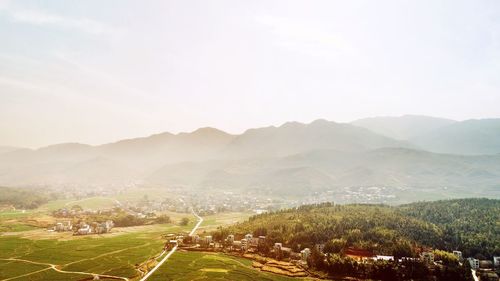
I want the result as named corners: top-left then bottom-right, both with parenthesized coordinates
top-left (0, 222), bottom-right (195, 281)
top-left (147, 251), bottom-right (311, 281)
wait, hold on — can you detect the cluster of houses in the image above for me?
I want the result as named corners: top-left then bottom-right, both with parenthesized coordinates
top-left (48, 220), bottom-right (114, 235)
top-left (468, 256), bottom-right (500, 281)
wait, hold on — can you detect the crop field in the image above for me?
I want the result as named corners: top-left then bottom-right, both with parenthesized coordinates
top-left (147, 251), bottom-right (312, 281)
top-left (0, 222), bottom-right (195, 281)
top-left (195, 212), bottom-right (254, 233)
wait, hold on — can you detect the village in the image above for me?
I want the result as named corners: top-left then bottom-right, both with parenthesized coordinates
top-left (161, 231), bottom-right (500, 280)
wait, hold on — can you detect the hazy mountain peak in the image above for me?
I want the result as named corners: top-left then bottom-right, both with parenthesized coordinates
top-left (184, 127), bottom-right (232, 136)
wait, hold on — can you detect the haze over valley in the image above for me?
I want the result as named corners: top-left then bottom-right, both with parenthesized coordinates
top-left (1, 116), bottom-right (499, 203)
top-left (1, 1), bottom-right (500, 281)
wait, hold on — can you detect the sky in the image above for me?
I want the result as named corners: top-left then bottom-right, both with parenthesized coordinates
top-left (1, 0), bottom-right (500, 148)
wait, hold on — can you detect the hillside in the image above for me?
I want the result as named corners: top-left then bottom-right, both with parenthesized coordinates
top-left (149, 148), bottom-right (500, 199)
top-left (398, 198), bottom-right (500, 258)
top-left (352, 115), bottom-right (456, 140)
top-left (410, 119), bottom-right (500, 155)
top-left (219, 199), bottom-right (500, 258)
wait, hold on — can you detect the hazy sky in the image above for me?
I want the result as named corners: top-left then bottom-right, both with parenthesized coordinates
top-left (1, 0), bottom-right (500, 148)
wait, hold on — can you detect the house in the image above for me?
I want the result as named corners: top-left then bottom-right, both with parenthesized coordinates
top-left (301, 248), bottom-right (311, 262)
top-left (493, 256), bottom-right (500, 268)
top-left (468, 258), bottom-right (480, 269)
top-left (274, 243), bottom-right (282, 251)
top-left (226, 234), bottom-right (234, 244)
top-left (249, 238), bottom-right (259, 248)
top-left (241, 238), bottom-right (248, 250)
top-left (165, 240), bottom-right (177, 250)
top-left (95, 220), bottom-right (114, 234)
top-left (77, 224), bottom-right (91, 235)
top-left (421, 252), bottom-right (434, 265)
top-left (258, 236), bottom-right (266, 246)
top-left (452, 250), bottom-right (462, 260)
top-left (55, 221), bottom-right (72, 232)
top-left (376, 255), bottom-right (395, 261)
top-left (345, 248), bottom-right (375, 261)
top-left (245, 233), bottom-right (253, 241)
top-left (204, 235), bottom-right (212, 245)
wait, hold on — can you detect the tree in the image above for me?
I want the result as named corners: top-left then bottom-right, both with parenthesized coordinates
top-left (180, 217), bottom-right (190, 226)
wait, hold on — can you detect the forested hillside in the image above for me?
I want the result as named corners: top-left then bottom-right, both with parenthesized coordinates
top-left (0, 186), bottom-right (55, 209)
top-left (399, 198), bottom-right (500, 258)
top-left (218, 199), bottom-right (499, 258)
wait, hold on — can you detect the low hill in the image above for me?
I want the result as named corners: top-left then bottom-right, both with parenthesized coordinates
top-left (398, 198), bottom-right (500, 258)
top-left (219, 198), bottom-right (500, 258)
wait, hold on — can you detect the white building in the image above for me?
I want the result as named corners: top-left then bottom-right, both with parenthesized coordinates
top-left (301, 248), bottom-right (311, 262)
top-left (452, 250), bottom-right (462, 260)
top-left (493, 256), bottom-right (500, 268)
top-left (468, 258), bottom-right (480, 269)
top-left (77, 224), bottom-right (91, 235)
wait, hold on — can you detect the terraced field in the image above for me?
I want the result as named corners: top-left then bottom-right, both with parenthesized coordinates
top-left (147, 251), bottom-right (313, 281)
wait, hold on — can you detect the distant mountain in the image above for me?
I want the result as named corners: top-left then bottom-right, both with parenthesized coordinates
top-left (1, 118), bottom-right (500, 201)
top-left (411, 119), bottom-right (500, 155)
top-left (0, 146), bottom-right (23, 155)
top-left (0, 128), bottom-right (235, 184)
top-left (149, 147), bottom-right (500, 198)
top-left (222, 119), bottom-right (412, 158)
top-left (351, 115), bottom-right (456, 140)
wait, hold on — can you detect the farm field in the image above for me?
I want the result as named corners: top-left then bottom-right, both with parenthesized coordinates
top-left (0, 207), bottom-right (260, 281)
top-left (147, 251), bottom-right (314, 281)
top-left (0, 222), bottom-right (195, 281)
top-left (195, 212), bottom-right (254, 233)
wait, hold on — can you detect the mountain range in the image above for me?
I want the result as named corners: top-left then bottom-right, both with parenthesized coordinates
top-left (1, 116), bottom-right (499, 200)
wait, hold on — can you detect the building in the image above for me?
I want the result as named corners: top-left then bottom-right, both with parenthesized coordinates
top-left (452, 250), bottom-right (462, 260)
top-left (345, 248), bottom-right (375, 261)
top-left (258, 236), bottom-right (266, 246)
top-left (274, 243), bottom-right (282, 251)
top-left (77, 224), bottom-right (91, 235)
top-left (376, 255), bottom-right (395, 261)
top-left (241, 238), bottom-right (248, 250)
top-left (226, 234), bottom-right (234, 244)
top-left (95, 220), bottom-right (114, 234)
top-left (204, 235), bottom-right (212, 245)
top-left (55, 221), bottom-right (72, 232)
top-left (468, 258), bottom-right (480, 269)
top-left (301, 248), bottom-right (311, 262)
top-left (245, 233), bottom-right (253, 241)
top-left (493, 256), bottom-right (500, 268)
top-left (421, 252), bottom-right (434, 264)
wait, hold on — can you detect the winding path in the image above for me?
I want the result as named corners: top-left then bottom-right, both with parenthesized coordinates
top-left (0, 258), bottom-right (129, 281)
top-left (139, 209), bottom-right (203, 281)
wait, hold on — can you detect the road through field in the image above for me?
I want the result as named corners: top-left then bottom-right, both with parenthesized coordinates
top-left (0, 258), bottom-right (129, 281)
top-left (139, 209), bottom-right (203, 281)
